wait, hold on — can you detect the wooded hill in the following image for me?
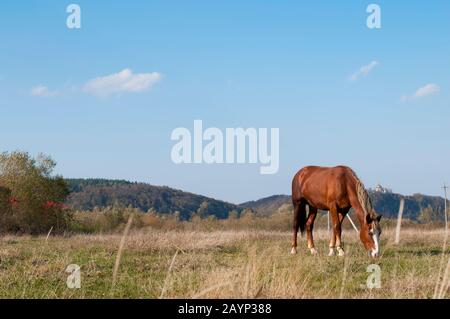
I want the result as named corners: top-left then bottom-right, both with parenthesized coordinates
top-left (65, 179), bottom-right (241, 220)
top-left (66, 179), bottom-right (446, 221)
top-left (240, 191), bottom-right (446, 221)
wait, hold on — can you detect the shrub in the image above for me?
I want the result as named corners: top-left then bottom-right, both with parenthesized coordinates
top-left (0, 152), bottom-right (70, 234)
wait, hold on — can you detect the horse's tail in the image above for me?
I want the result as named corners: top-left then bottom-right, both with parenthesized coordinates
top-left (348, 168), bottom-right (374, 218)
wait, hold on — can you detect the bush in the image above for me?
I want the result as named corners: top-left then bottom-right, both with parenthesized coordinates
top-left (0, 152), bottom-right (70, 234)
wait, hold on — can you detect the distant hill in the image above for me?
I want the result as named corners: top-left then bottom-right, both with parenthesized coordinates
top-left (65, 179), bottom-right (241, 220)
top-left (65, 179), bottom-right (446, 221)
top-left (239, 195), bottom-right (290, 217)
top-left (240, 191), bottom-right (446, 221)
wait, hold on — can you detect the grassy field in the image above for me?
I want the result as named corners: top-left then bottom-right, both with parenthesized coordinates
top-left (0, 227), bottom-right (448, 299)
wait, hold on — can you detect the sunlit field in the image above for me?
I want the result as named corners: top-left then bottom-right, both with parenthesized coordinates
top-left (0, 226), bottom-right (448, 299)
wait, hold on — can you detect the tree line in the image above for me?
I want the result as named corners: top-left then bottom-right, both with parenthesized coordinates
top-left (0, 151), bottom-right (446, 235)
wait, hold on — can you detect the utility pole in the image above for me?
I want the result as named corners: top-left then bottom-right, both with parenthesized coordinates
top-left (434, 183), bottom-right (449, 299)
top-left (443, 183), bottom-right (448, 230)
top-left (395, 198), bottom-right (405, 245)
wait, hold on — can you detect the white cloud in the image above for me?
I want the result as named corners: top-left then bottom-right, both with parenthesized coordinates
top-left (413, 83), bottom-right (440, 98)
top-left (30, 85), bottom-right (59, 97)
top-left (401, 83), bottom-right (440, 102)
top-left (349, 61), bottom-right (379, 81)
top-left (83, 69), bottom-right (161, 96)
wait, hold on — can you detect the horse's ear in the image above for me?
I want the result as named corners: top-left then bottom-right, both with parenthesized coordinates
top-left (376, 215), bottom-right (382, 222)
top-left (366, 214), bottom-right (372, 224)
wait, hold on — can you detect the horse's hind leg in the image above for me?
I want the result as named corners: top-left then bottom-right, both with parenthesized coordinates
top-left (291, 201), bottom-right (302, 254)
top-left (306, 206), bottom-right (318, 255)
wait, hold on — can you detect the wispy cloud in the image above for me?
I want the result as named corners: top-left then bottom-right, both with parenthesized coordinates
top-left (30, 85), bottom-right (59, 97)
top-left (83, 69), bottom-right (162, 97)
top-left (349, 61), bottom-right (379, 81)
top-left (401, 83), bottom-right (440, 102)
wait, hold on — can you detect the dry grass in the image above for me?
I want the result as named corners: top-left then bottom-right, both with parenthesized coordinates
top-left (0, 227), bottom-right (448, 299)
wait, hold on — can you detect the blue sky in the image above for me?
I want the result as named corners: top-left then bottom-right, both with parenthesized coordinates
top-left (1, 1), bottom-right (449, 203)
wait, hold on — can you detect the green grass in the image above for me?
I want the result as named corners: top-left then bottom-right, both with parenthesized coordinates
top-left (0, 228), bottom-right (448, 298)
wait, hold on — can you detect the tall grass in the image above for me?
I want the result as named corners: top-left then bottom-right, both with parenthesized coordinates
top-left (67, 205), bottom-right (443, 235)
top-left (0, 227), bottom-right (448, 298)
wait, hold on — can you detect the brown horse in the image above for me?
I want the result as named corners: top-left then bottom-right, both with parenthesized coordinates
top-left (291, 166), bottom-right (382, 258)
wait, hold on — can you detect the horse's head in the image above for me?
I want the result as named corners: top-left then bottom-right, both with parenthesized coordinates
top-left (360, 212), bottom-right (382, 258)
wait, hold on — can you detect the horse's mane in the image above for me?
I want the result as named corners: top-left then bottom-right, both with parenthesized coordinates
top-left (348, 169), bottom-right (376, 218)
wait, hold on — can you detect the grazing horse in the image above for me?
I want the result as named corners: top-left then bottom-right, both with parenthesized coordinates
top-left (291, 166), bottom-right (382, 258)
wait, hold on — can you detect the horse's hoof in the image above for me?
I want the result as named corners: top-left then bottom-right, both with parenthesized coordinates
top-left (310, 248), bottom-right (318, 255)
top-left (328, 248), bottom-right (335, 256)
top-left (337, 247), bottom-right (345, 257)
top-left (291, 247), bottom-right (297, 255)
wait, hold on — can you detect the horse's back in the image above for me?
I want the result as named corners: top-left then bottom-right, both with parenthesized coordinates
top-left (292, 165), bottom-right (355, 207)
top-left (294, 165), bottom-right (352, 181)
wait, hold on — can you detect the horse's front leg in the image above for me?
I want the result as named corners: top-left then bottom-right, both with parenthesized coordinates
top-left (328, 208), bottom-right (345, 256)
top-left (335, 212), bottom-right (346, 256)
